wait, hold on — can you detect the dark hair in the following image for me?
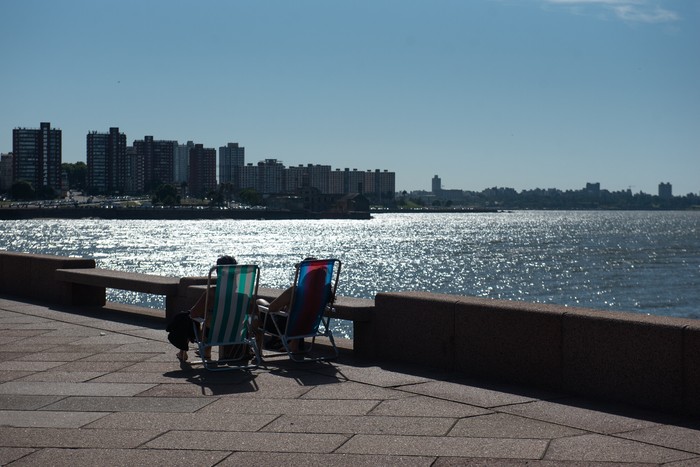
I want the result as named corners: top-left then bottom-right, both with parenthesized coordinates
top-left (217, 255), bottom-right (237, 265)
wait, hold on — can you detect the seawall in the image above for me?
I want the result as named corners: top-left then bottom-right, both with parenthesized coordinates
top-left (1, 250), bottom-right (698, 416)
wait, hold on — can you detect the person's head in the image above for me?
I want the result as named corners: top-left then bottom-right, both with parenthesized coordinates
top-left (217, 255), bottom-right (237, 265)
top-left (295, 257), bottom-right (317, 267)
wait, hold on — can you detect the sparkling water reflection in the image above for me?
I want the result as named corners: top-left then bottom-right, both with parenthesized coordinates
top-left (2, 211), bottom-right (698, 338)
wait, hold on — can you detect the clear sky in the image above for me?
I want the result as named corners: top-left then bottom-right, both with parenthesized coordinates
top-left (1, 0), bottom-right (698, 195)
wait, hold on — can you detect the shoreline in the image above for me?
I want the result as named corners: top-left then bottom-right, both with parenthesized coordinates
top-left (0, 206), bottom-right (371, 220)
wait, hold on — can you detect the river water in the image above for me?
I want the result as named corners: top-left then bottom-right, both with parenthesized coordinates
top-left (2, 210), bottom-right (698, 338)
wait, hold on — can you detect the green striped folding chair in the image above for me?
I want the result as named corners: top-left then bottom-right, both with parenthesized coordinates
top-left (192, 264), bottom-right (261, 370)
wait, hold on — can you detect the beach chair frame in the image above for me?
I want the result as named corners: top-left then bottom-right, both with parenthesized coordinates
top-left (191, 264), bottom-right (261, 371)
top-left (258, 258), bottom-right (341, 362)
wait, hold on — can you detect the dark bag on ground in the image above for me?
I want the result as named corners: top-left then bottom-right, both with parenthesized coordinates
top-left (166, 311), bottom-right (195, 351)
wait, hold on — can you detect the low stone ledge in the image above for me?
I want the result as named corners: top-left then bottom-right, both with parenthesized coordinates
top-left (562, 308), bottom-right (690, 413)
top-left (372, 290), bottom-right (700, 416)
top-left (454, 298), bottom-right (564, 389)
top-left (684, 321), bottom-right (700, 415)
top-left (0, 251), bottom-right (95, 304)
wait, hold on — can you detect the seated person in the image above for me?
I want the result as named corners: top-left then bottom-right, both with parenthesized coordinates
top-left (177, 255), bottom-right (237, 361)
top-left (257, 258), bottom-right (326, 353)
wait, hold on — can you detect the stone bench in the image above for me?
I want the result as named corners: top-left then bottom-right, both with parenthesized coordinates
top-left (55, 268), bottom-right (184, 319)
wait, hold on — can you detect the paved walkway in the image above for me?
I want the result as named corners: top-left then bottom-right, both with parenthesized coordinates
top-left (0, 296), bottom-right (699, 466)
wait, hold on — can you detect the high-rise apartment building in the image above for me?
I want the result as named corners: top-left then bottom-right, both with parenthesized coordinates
top-left (123, 146), bottom-right (144, 195)
top-left (219, 142), bottom-right (245, 188)
top-left (174, 141), bottom-right (194, 184)
top-left (133, 136), bottom-right (177, 192)
top-left (0, 153), bottom-right (13, 192)
top-left (12, 122), bottom-right (62, 194)
top-left (86, 127), bottom-right (127, 195)
top-left (188, 144), bottom-right (217, 198)
top-left (432, 175), bottom-right (442, 194)
top-left (659, 182), bottom-right (672, 199)
top-left (285, 164), bottom-right (331, 193)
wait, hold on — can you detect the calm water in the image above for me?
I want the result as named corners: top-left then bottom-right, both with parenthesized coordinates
top-left (2, 211), bottom-right (699, 338)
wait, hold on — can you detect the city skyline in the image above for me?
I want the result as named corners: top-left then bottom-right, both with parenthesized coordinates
top-left (1, 0), bottom-right (698, 195)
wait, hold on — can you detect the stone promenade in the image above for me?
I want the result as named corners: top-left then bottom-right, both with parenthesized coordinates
top-left (0, 296), bottom-right (699, 466)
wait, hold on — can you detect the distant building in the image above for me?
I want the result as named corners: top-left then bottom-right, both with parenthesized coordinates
top-left (432, 175), bottom-right (442, 194)
top-left (174, 141), bottom-right (194, 184)
top-left (257, 159), bottom-right (285, 194)
top-left (658, 182), bottom-right (672, 199)
top-left (12, 122), bottom-right (62, 195)
top-left (219, 142), bottom-right (245, 189)
top-left (133, 136), bottom-right (177, 192)
top-left (188, 144), bottom-right (217, 198)
top-left (344, 168), bottom-right (365, 195)
top-left (586, 182), bottom-right (601, 195)
top-left (234, 160), bottom-right (395, 202)
top-left (86, 127), bottom-right (127, 195)
top-left (0, 152), bottom-right (13, 192)
top-left (123, 146), bottom-right (144, 195)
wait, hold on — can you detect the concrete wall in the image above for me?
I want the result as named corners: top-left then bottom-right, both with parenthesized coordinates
top-left (372, 291), bottom-right (700, 416)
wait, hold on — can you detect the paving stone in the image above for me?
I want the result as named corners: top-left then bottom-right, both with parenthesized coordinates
top-left (10, 336), bottom-right (84, 346)
top-left (544, 433), bottom-right (695, 463)
top-left (0, 447), bottom-right (35, 466)
top-left (36, 344), bottom-right (115, 354)
top-left (301, 381), bottom-right (412, 400)
top-left (0, 427), bottom-right (162, 449)
top-left (112, 361), bottom-right (201, 373)
top-left (664, 458), bottom-right (700, 466)
top-left (6, 448), bottom-right (229, 467)
top-left (0, 394), bottom-right (65, 410)
top-left (431, 459), bottom-right (626, 466)
top-left (337, 434), bottom-right (548, 458)
top-left (221, 451), bottom-right (436, 466)
top-left (112, 341), bottom-right (173, 353)
top-left (44, 360), bottom-right (138, 373)
top-left (370, 395), bottom-right (491, 418)
top-left (263, 414), bottom-right (456, 436)
top-left (88, 372), bottom-right (193, 384)
top-left (500, 399), bottom-right (660, 434)
top-left (145, 430), bottom-right (349, 453)
top-left (0, 370), bottom-right (35, 383)
top-left (40, 395), bottom-right (214, 413)
top-left (329, 365), bottom-right (436, 387)
top-left (16, 371), bottom-right (107, 383)
top-left (0, 351), bottom-right (24, 362)
top-left (0, 381), bottom-right (155, 397)
top-left (199, 397), bottom-right (379, 416)
top-left (140, 379), bottom-right (267, 397)
top-left (72, 334), bottom-right (151, 345)
top-left (13, 352), bottom-right (95, 362)
top-left (0, 410), bottom-right (107, 428)
top-left (83, 411), bottom-right (277, 431)
top-left (448, 413), bottom-right (586, 439)
top-left (399, 380), bottom-right (537, 408)
top-left (0, 361), bottom-right (66, 371)
top-left (81, 352), bottom-right (160, 362)
top-left (0, 330), bottom-right (47, 337)
top-left (619, 424), bottom-right (700, 454)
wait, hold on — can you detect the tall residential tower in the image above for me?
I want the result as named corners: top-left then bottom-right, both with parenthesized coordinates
top-left (12, 122), bottom-right (62, 195)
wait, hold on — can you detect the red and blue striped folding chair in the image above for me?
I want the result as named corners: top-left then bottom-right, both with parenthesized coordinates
top-left (258, 258), bottom-right (341, 362)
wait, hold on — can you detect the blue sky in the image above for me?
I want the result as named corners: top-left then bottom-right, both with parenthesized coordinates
top-left (1, 0), bottom-right (698, 195)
